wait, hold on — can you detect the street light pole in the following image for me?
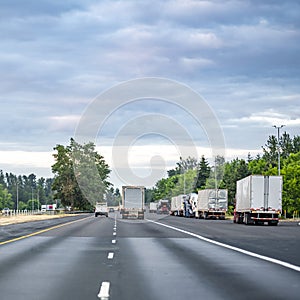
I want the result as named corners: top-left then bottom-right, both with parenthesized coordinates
top-left (273, 125), bottom-right (285, 176)
top-left (180, 156), bottom-right (186, 194)
top-left (31, 187), bottom-right (34, 211)
top-left (16, 179), bottom-right (19, 211)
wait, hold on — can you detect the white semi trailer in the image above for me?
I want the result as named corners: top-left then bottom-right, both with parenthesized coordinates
top-left (170, 195), bottom-right (186, 216)
top-left (234, 175), bottom-right (282, 225)
top-left (121, 186), bottom-right (145, 219)
top-left (196, 189), bottom-right (228, 219)
top-left (149, 202), bottom-right (157, 213)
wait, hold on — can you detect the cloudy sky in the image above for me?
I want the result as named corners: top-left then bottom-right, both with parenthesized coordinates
top-left (1, 0), bottom-right (299, 187)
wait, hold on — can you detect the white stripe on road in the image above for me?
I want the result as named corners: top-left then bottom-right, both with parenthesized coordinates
top-left (146, 219), bottom-right (300, 272)
top-left (107, 252), bottom-right (114, 259)
top-left (112, 240), bottom-right (116, 244)
top-left (98, 281), bottom-right (110, 299)
top-left (113, 232), bottom-right (116, 236)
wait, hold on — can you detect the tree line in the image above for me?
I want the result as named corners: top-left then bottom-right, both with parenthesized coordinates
top-left (1, 133), bottom-right (299, 215)
top-left (148, 132), bottom-right (300, 217)
top-left (0, 138), bottom-right (119, 212)
top-left (0, 171), bottom-right (53, 211)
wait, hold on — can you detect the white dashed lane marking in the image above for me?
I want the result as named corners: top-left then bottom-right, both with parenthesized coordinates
top-left (98, 281), bottom-right (110, 299)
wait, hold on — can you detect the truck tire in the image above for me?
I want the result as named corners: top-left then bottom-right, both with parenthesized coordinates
top-left (245, 213), bottom-right (253, 225)
top-left (237, 214), bottom-right (243, 224)
top-left (268, 221), bottom-right (278, 226)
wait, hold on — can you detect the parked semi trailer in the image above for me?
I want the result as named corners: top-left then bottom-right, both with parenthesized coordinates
top-left (196, 189), bottom-right (228, 219)
top-left (234, 175), bottom-right (282, 225)
top-left (170, 195), bottom-right (186, 216)
top-left (121, 186), bottom-right (145, 219)
top-left (149, 202), bottom-right (157, 213)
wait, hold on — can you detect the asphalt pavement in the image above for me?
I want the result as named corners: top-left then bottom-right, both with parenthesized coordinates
top-left (0, 212), bottom-right (299, 300)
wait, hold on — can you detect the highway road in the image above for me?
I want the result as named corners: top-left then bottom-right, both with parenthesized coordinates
top-left (0, 213), bottom-right (299, 299)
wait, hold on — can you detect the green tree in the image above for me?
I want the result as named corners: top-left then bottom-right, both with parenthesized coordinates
top-left (153, 176), bottom-right (177, 200)
top-left (52, 138), bottom-right (111, 210)
top-left (0, 184), bottom-right (13, 209)
top-left (280, 132), bottom-right (294, 159)
top-left (195, 155), bottom-right (210, 190)
top-left (281, 152), bottom-right (300, 216)
top-left (205, 156), bottom-right (225, 189)
top-left (222, 158), bottom-right (250, 206)
top-left (293, 136), bottom-right (300, 153)
top-left (262, 135), bottom-right (278, 168)
top-left (27, 199), bottom-right (40, 211)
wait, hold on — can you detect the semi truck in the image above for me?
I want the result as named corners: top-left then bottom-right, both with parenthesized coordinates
top-left (157, 199), bottom-right (170, 214)
top-left (121, 186), bottom-right (145, 219)
top-left (95, 202), bottom-right (108, 217)
top-left (196, 189), bottom-right (228, 219)
top-left (234, 175), bottom-right (282, 226)
top-left (149, 202), bottom-right (157, 213)
top-left (170, 195), bottom-right (186, 216)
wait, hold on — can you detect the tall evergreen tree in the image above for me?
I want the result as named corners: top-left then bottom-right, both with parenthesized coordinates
top-left (195, 155), bottom-right (210, 190)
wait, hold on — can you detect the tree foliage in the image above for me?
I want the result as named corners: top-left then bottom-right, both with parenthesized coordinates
top-left (0, 170), bottom-right (53, 210)
top-left (52, 138), bottom-right (111, 210)
top-left (0, 184), bottom-right (13, 210)
top-left (149, 134), bottom-right (300, 216)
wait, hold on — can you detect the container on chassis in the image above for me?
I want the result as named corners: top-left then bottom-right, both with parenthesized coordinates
top-left (234, 175), bottom-right (282, 226)
top-left (196, 189), bottom-right (228, 219)
top-left (170, 195), bottom-right (186, 216)
top-left (149, 202), bottom-right (157, 213)
top-left (121, 186), bottom-right (145, 219)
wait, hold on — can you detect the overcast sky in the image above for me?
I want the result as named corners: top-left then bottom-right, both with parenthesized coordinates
top-left (0, 0), bottom-right (299, 187)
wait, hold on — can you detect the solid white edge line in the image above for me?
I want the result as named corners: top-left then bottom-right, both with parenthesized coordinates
top-left (107, 252), bottom-right (114, 259)
top-left (98, 281), bottom-right (110, 298)
top-left (146, 219), bottom-right (300, 272)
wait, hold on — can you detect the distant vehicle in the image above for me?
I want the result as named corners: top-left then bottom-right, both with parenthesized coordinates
top-left (41, 204), bottom-right (57, 212)
top-left (195, 189), bottom-right (228, 219)
top-left (149, 202), bottom-right (157, 213)
top-left (121, 186), bottom-right (145, 219)
top-left (95, 202), bottom-right (108, 217)
top-left (2, 208), bottom-right (10, 215)
top-left (109, 207), bottom-right (115, 213)
top-left (234, 175), bottom-right (282, 226)
top-left (157, 199), bottom-right (170, 214)
top-left (170, 195), bottom-right (186, 216)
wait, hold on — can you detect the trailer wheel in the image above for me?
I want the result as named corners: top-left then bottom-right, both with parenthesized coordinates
top-left (268, 221), bottom-right (278, 226)
top-left (245, 213), bottom-right (253, 225)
